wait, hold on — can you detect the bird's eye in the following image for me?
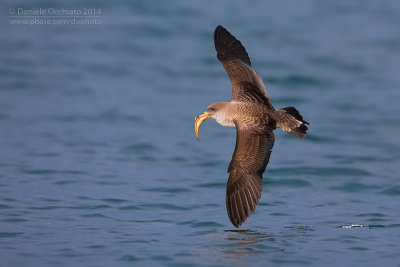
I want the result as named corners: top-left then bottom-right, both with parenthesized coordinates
top-left (210, 108), bottom-right (215, 112)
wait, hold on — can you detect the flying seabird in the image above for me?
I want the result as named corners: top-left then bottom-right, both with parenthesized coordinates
top-left (195, 25), bottom-right (309, 228)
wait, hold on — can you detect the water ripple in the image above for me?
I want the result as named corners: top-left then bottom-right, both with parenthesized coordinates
top-left (118, 255), bottom-right (142, 262)
top-left (101, 198), bottom-right (126, 203)
top-left (142, 187), bottom-right (192, 193)
top-left (266, 74), bottom-right (332, 87)
top-left (269, 166), bottom-right (371, 177)
top-left (21, 169), bottom-right (86, 175)
top-left (193, 182), bottom-right (225, 188)
top-left (0, 232), bottom-right (24, 238)
top-left (139, 203), bottom-right (194, 211)
top-left (380, 186), bottom-right (400, 196)
top-left (264, 178), bottom-right (311, 187)
top-left (179, 220), bottom-right (223, 228)
top-left (330, 182), bottom-right (381, 192)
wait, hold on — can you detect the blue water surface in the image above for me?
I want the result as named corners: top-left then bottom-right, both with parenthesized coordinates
top-left (1, 0), bottom-right (400, 266)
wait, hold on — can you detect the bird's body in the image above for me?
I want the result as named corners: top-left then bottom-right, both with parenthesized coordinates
top-left (195, 26), bottom-right (309, 228)
top-left (210, 101), bottom-right (276, 129)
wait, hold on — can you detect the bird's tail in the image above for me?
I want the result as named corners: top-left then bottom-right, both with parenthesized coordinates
top-left (276, 107), bottom-right (309, 138)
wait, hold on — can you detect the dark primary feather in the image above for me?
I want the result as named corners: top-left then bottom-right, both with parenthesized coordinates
top-left (214, 25), bottom-right (251, 66)
top-left (214, 25), bottom-right (273, 109)
top-left (226, 121), bottom-right (275, 228)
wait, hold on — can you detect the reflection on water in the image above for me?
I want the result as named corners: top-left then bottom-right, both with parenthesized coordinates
top-left (285, 225), bottom-right (314, 233)
top-left (220, 230), bottom-right (278, 255)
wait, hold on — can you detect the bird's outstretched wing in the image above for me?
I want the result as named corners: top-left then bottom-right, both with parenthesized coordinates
top-left (214, 25), bottom-right (273, 109)
top-left (226, 121), bottom-right (275, 228)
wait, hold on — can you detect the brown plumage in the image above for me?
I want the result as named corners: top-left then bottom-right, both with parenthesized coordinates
top-left (195, 25), bottom-right (309, 228)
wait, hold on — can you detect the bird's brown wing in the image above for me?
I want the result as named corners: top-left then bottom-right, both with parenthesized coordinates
top-left (226, 121), bottom-right (275, 228)
top-left (214, 25), bottom-right (273, 109)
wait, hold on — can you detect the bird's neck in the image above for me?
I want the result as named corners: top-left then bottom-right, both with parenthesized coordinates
top-left (212, 102), bottom-right (236, 128)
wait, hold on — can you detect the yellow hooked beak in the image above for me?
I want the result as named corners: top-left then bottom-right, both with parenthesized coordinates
top-left (194, 112), bottom-right (211, 140)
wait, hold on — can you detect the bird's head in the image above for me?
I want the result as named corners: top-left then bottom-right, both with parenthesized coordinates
top-left (206, 103), bottom-right (219, 116)
top-left (195, 102), bottom-right (224, 140)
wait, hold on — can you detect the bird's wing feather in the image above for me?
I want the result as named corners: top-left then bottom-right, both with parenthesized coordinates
top-left (214, 25), bottom-right (272, 108)
top-left (226, 121), bottom-right (275, 228)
